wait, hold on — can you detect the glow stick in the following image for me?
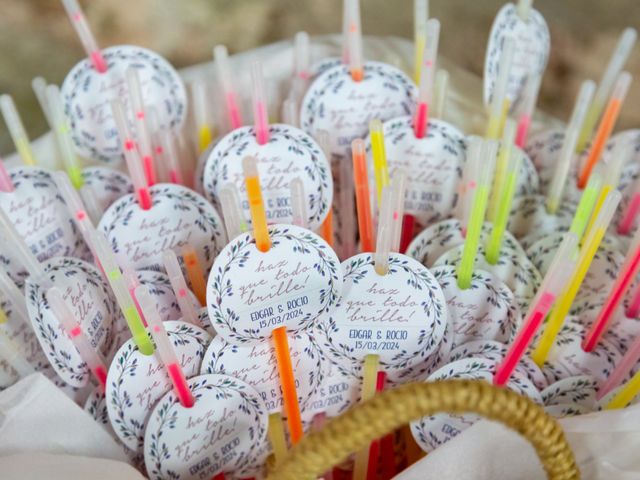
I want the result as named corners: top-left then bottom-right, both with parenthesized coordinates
top-left (91, 231), bottom-right (154, 355)
top-left (243, 156), bottom-right (271, 252)
top-left (352, 354), bottom-right (380, 480)
top-left (340, 145), bottom-right (357, 258)
top-left (111, 99), bottom-right (151, 210)
top-left (459, 136), bottom-right (482, 236)
top-left (320, 210), bottom-right (335, 248)
top-left (618, 172), bottom-right (640, 235)
top-left (352, 139), bottom-right (375, 253)
top-left (598, 326), bottom-right (640, 398)
top-left (365, 371), bottom-right (386, 480)
top-left (61, 0), bottom-right (107, 73)
top-left (486, 37), bottom-right (515, 140)
top-left (163, 250), bottom-right (202, 324)
top-left (341, 0), bottom-right (350, 64)
top-left (516, 0), bottom-right (533, 21)
top-left (0, 307), bottom-right (34, 378)
top-left (531, 190), bottom-right (621, 366)
top-left (493, 233), bottom-right (578, 385)
top-left (413, 0), bottom-right (429, 84)
top-left (0, 94), bottom-right (37, 166)
top-left (181, 245), bottom-right (207, 307)
top-left (149, 106), bottom-right (183, 185)
top-left (374, 186), bottom-right (394, 276)
top-left (486, 148), bottom-right (522, 264)
top-left (0, 159), bottom-right (14, 192)
top-left (605, 371), bottom-right (640, 410)
top-left (514, 73), bottom-right (541, 147)
top-left (457, 140), bottom-right (497, 289)
top-left (487, 119), bottom-right (516, 222)
top-left (31, 77), bottom-right (53, 128)
top-left (626, 282), bottom-right (640, 318)
top-left (0, 267), bottom-right (30, 325)
top-left (370, 119), bottom-right (390, 206)
top-left (192, 78), bottom-right (212, 153)
top-left (546, 80), bottom-right (596, 214)
top-left (219, 184), bottom-right (249, 240)
top-left (251, 61), bottom-right (270, 145)
top-left (126, 67), bottom-right (156, 186)
top-left (281, 98), bottom-right (298, 127)
top-left (46, 85), bottom-right (84, 188)
top-left (0, 208), bottom-right (47, 282)
top-left (214, 45), bottom-right (243, 131)
top-left (268, 413), bottom-right (288, 467)
top-left (47, 287), bottom-right (107, 387)
top-left (433, 69), bottom-right (449, 119)
top-left (290, 177), bottom-right (307, 228)
top-left (582, 228), bottom-right (640, 351)
top-left (576, 28), bottom-right (637, 153)
top-left (79, 185), bottom-right (104, 225)
top-left (346, 0), bottom-right (363, 82)
top-left (568, 169), bottom-right (602, 240)
top-left (577, 72), bottom-right (632, 188)
top-left (413, 19), bottom-right (440, 139)
top-left (135, 285), bottom-right (194, 407)
top-left (390, 169), bottom-right (407, 253)
top-left (294, 31), bottom-right (310, 80)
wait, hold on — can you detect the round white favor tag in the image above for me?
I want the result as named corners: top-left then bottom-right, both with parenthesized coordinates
top-left (509, 195), bottom-right (576, 246)
top-left (541, 375), bottom-right (598, 410)
top-left (201, 331), bottom-right (326, 418)
top-left (106, 321), bottom-right (211, 453)
top-left (483, 3), bottom-right (550, 111)
top-left (99, 184), bottom-right (225, 274)
top-left (25, 257), bottom-right (118, 387)
top-left (0, 167), bottom-right (88, 287)
top-left (317, 253), bottom-right (447, 385)
top-left (544, 403), bottom-right (591, 418)
top-left (572, 244), bottom-right (623, 314)
top-left (526, 232), bottom-right (564, 276)
top-left (431, 266), bottom-right (520, 350)
top-left (144, 373), bottom-right (268, 480)
top-left (136, 269), bottom-right (200, 323)
top-left (300, 62), bottom-right (416, 160)
top-left (85, 386), bottom-right (110, 428)
top-left (203, 124), bottom-right (333, 230)
top-left (81, 166), bottom-right (133, 213)
top-left (367, 117), bottom-right (466, 228)
top-left (61, 45), bottom-right (187, 164)
top-left (207, 224), bottom-right (342, 345)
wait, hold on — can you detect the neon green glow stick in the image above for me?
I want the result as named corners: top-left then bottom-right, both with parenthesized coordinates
top-left (568, 169), bottom-right (603, 241)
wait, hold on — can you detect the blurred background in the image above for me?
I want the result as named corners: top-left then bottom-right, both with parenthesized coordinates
top-left (0, 0), bottom-right (638, 154)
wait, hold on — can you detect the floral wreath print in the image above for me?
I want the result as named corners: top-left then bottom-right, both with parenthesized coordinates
top-left (317, 254), bottom-right (446, 383)
top-left (81, 166), bottom-right (134, 212)
top-left (145, 374), bottom-right (267, 480)
top-left (62, 45), bottom-right (186, 164)
top-left (508, 194), bottom-right (576, 245)
top-left (25, 256), bottom-right (117, 386)
top-left (99, 184), bottom-right (224, 270)
top-left (541, 375), bottom-right (598, 409)
top-left (203, 124), bottom-right (332, 229)
top-left (107, 322), bottom-right (210, 451)
top-left (208, 225), bottom-right (341, 345)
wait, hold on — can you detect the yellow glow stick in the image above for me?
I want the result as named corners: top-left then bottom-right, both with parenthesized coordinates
top-left (352, 354), bottom-right (380, 480)
top-left (413, 0), bottom-right (429, 84)
top-left (267, 413), bottom-right (288, 467)
top-left (486, 38), bottom-right (515, 140)
top-left (531, 190), bottom-right (621, 366)
top-left (0, 95), bottom-right (37, 166)
top-left (369, 119), bottom-right (389, 206)
top-left (487, 119), bottom-right (516, 222)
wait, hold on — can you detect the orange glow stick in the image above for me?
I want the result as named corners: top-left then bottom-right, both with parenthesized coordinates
top-left (243, 156), bottom-right (271, 252)
top-left (320, 209), bottom-right (334, 248)
top-left (352, 139), bottom-right (375, 252)
top-left (181, 245), bottom-right (206, 306)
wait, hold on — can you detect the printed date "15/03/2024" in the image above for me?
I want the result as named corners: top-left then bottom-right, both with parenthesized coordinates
top-left (249, 295), bottom-right (309, 329)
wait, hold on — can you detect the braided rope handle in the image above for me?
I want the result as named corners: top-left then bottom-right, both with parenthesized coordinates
top-left (267, 380), bottom-right (579, 480)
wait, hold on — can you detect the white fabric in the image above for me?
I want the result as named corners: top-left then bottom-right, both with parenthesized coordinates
top-left (0, 454), bottom-right (144, 480)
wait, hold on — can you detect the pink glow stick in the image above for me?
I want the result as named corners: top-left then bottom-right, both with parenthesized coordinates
top-left (134, 284), bottom-right (194, 408)
top-left (214, 45), bottom-right (243, 130)
top-left (619, 173), bottom-right (640, 235)
top-left (294, 32), bottom-right (310, 81)
top-left (111, 99), bottom-right (151, 210)
top-left (61, 0), bottom-right (107, 73)
top-left (494, 232), bottom-right (578, 385)
top-left (251, 61), bottom-right (270, 145)
top-left (515, 72), bottom-right (542, 148)
top-left (345, 0), bottom-right (363, 82)
top-left (413, 19), bottom-right (440, 139)
top-left (598, 334), bottom-right (640, 398)
top-left (583, 228), bottom-right (640, 351)
top-left (0, 158), bottom-right (14, 192)
top-left (627, 282), bottom-right (640, 318)
top-left (163, 249), bottom-right (202, 325)
top-left (126, 67), bottom-right (156, 186)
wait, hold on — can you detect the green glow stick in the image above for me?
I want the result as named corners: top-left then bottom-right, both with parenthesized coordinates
top-left (457, 140), bottom-right (497, 289)
top-left (568, 168), bottom-right (603, 241)
top-left (487, 119), bottom-right (516, 222)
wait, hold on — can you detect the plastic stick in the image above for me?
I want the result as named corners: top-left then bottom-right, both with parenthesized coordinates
top-left (374, 186), bottom-right (394, 276)
top-left (370, 119), bottom-right (390, 206)
top-left (487, 119), bottom-right (516, 222)
top-left (546, 80), bottom-right (596, 214)
top-left (192, 78), bottom-right (212, 153)
top-left (413, 0), bottom-right (429, 84)
top-left (79, 185), bottom-right (104, 225)
top-left (618, 172), bottom-right (640, 235)
top-left (339, 146), bottom-right (356, 258)
top-left (413, 19), bottom-right (440, 139)
top-left (459, 136), bottom-right (482, 236)
top-left (267, 413), bottom-right (288, 466)
top-left (0, 159), bottom-right (14, 192)
top-left (598, 331), bottom-right (640, 398)
top-left (516, 0), bottom-right (533, 21)
top-left (290, 177), bottom-right (307, 228)
top-left (365, 371), bottom-right (386, 480)
top-left (47, 287), bottom-right (108, 387)
top-left (281, 97), bottom-right (298, 127)
top-left (390, 169), bottom-right (407, 253)
top-left (514, 73), bottom-right (541, 147)
top-left (0, 208), bottom-right (47, 282)
top-left (243, 156), bottom-right (271, 252)
top-left (0, 307), bottom-right (34, 378)
top-left (605, 371), bottom-right (640, 410)
top-left (486, 148), bottom-right (522, 264)
top-left (582, 228), bottom-right (640, 351)
top-left (0, 267), bottom-right (31, 326)
top-left (126, 67), bottom-right (156, 186)
top-left (163, 249), bottom-right (202, 325)
top-left (576, 28), bottom-right (637, 153)
top-left (353, 139), bottom-right (375, 253)
top-left (577, 72), bottom-right (632, 189)
top-left (568, 169), bottom-right (602, 240)
top-left (352, 354), bottom-right (379, 480)
top-left (219, 184), bottom-right (249, 240)
top-left (32, 77), bottom-right (53, 128)
top-left (0, 95), bottom-right (37, 166)
top-left (149, 105), bottom-right (183, 185)
top-left (493, 232), bottom-right (578, 385)
top-left (214, 45), bottom-right (243, 131)
top-left (433, 69), bottom-right (449, 119)
top-left (111, 99), bottom-right (151, 210)
top-left (346, 0), bottom-right (363, 82)
top-left (486, 37), bottom-right (515, 140)
top-left (320, 209), bottom-right (335, 248)
top-left (294, 31), bottom-right (310, 80)
top-left (91, 231), bottom-right (154, 355)
top-left (627, 281), bottom-right (640, 318)
top-left (135, 285), bottom-right (194, 408)
top-left (181, 245), bottom-right (207, 307)
top-left (251, 61), bottom-right (270, 145)
top-left (531, 191), bottom-right (621, 366)
top-left (61, 0), bottom-right (106, 72)
top-left (457, 140), bottom-right (497, 289)
top-left (272, 326), bottom-right (303, 444)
